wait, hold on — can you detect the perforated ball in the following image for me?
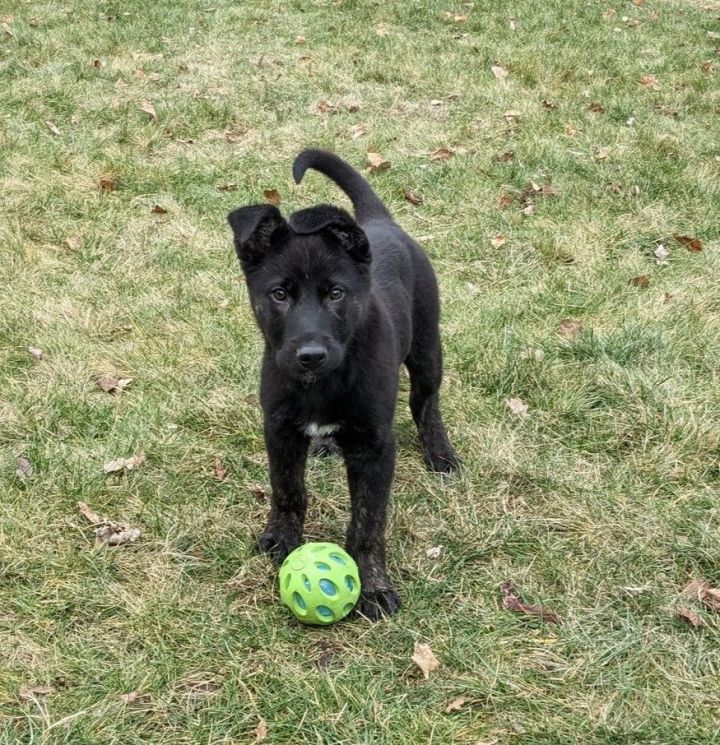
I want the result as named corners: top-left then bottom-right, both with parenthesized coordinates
top-left (279, 542), bottom-right (361, 625)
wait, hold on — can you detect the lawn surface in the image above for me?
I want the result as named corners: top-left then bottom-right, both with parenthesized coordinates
top-left (1, 0), bottom-right (720, 742)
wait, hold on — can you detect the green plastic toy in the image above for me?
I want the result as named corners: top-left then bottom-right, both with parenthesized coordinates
top-left (279, 542), bottom-right (361, 625)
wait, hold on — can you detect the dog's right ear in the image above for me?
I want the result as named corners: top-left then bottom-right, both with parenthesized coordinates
top-left (227, 205), bottom-right (289, 272)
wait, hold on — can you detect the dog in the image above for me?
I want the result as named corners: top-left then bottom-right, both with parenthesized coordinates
top-left (228, 149), bottom-right (459, 619)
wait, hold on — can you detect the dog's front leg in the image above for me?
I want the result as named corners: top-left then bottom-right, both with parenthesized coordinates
top-left (343, 434), bottom-right (401, 620)
top-left (258, 421), bottom-right (309, 563)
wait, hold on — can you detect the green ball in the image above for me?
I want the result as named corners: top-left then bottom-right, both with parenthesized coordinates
top-left (279, 542), bottom-right (361, 625)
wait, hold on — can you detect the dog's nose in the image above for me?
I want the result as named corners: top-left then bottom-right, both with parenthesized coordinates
top-left (297, 345), bottom-right (328, 370)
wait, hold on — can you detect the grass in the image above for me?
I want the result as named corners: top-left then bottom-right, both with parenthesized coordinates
top-left (1, 0), bottom-right (719, 741)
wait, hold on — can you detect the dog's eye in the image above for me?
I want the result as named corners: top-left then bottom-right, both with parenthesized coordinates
top-left (328, 287), bottom-right (344, 301)
top-left (270, 288), bottom-right (288, 302)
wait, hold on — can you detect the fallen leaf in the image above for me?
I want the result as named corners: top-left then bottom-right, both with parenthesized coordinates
top-left (95, 376), bottom-right (133, 394)
top-left (445, 696), bottom-right (468, 712)
top-left (151, 204), bottom-right (168, 214)
top-left (677, 609), bottom-right (706, 627)
top-left (15, 456), bottom-right (33, 480)
top-left (100, 176), bottom-right (117, 192)
top-left (521, 203), bottom-right (535, 216)
top-left (344, 101), bottom-right (360, 113)
top-left (375, 23), bottom-right (390, 36)
top-left (501, 581), bottom-right (563, 624)
top-left (506, 397), bottom-right (528, 417)
top-left (700, 60), bottom-right (718, 73)
top-left (139, 100), bottom-right (158, 122)
top-left (541, 99), bottom-right (557, 110)
top-left (27, 346), bottom-right (43, 360)
top-left (564, 122), bottom-right (579, 136)
top-left (214, 455), bottom-right (227, 481)
top-left (502, 109), bottom-right (520, 121)
top-left (496, 150), bottom-right (514, 163)
top-left (216, 183), bottom-right (237, 192)
top-left (120, 690), bottom-right (151, 704)
top-left (629, 274), bottom-right (650, 288)
top-left (674, 234), bottom-right (702, 253)
top-left (294, 34), bottom-right (306, 45)
top-left (412, 642), bottom-right (440, 679)
top-left (78, 501), bottom-right (104, 524)
top-left (404, 188), bottom-right (423, 205)
top-left (78, 501), bottom-right (142, 546)
top-left (19, 685), bottom-right (54, 701)
top-left (490, 234), bottom-right (507, 248)
top-left (350, 123), bottom-right (367, 139)
top-left (249, 484), bottom-right (268, 503)
top-left (317, 100), bottom-right (337, 114)
top-left (426, 546), bottom-right (442, 559)
top-left (587, 102), bottom-right (605, 113)
top-left (497, 193), bottom-right (513, 209)
top-left (640, 74), bottom-right (661, 91)
top-left (263, 189), bottom-right (281, 205)
top-left (654, 244), bottom-right (670, 264)
top-left (367, 152), bottom-right (390, 172)
top-left (559, 318), bottom-right (582, 339)
top-left (45, 121), bottom-right (61, 136)
top-left (254, 719), bottom-right (268, 742)
top-left (491, 64), bottom-right (509, 80)
top-left (594, 146), bottom-right (610, 160)
top-left (65, 235), bottom-right (82, 250)
top-left (664, 292), bottom-right (674, 303)
top-left (633, 0), bottom-right (645, 5)
top-left (683, 579), bottom-right (720, 613)
top-left (443, 12), bottom-right (468, 22)
top-left (103, 454), bottom-right (145, 473)
top-left (430, 147), bottom-right (454, 162)
top-left (133, 68), bottom-right (147, 78)
top-left (92, 58), bottom-right (104, 68)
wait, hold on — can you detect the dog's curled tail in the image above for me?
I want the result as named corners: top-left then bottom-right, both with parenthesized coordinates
top-left (293, 149), bottom-right (392, 224)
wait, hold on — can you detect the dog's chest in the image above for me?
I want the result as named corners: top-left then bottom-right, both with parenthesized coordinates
top-left (304, 421), bottom-right (340, 437)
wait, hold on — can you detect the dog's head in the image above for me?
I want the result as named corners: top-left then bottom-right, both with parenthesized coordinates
top-left (228, 203), bottom-right (371, 382)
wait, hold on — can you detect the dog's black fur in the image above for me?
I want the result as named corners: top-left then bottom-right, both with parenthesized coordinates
top-left (228, 149), bottom-right (459, 619)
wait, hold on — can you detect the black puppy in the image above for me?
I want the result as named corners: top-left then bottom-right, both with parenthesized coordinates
top-left (228, 149), bottom-right (458, 619)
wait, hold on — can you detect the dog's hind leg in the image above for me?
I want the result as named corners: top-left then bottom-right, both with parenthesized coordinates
top-left (406, 332), bottom-right (460, 474)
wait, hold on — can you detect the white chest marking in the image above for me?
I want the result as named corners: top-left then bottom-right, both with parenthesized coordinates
top-left (304, 422), bottom-right (339, 437)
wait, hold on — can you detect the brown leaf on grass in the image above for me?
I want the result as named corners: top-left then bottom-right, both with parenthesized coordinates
top-left (103, 454), bottom-right (145, 473)
top-left (28, 346), bottom-right (43, 360)
top-left (496, 151), bottom-right (514, 163)
top-left (100, 176), bottom-right (117, 192)
top-left (521, 203), bottom-right (535, 216)
top-left (629, 274), bottom-right (651, 288)
top-left (700, 60), bottom-right (718, 73)
top-left (497, 193), bottom-right (513, 209)
top-left (263, 189), bottom-right (281, 205)
top-left (587, 102), bottom-right (605, 113)
top-left (501, 582), bottom-right (563, 624)
top-left (490, 234), bottom-right (507, 248)
top-left (214, 455), bottom-right (227, 482)
top-left (65, 234), bottom-right (82, 250)
top-left (92, 58), bottom-right (104, 68)
top-left (404, 188), bottom-right (423, 205)
top-left (96, 376), bottom-right (133, 393)
top-left (430, 147), bottom-right (454, 162)
top-left (78, 501), bottom-right (142, 546)
top-left (249, 484), bottom-right (268, 503)
top-left (350, 123), bottom-right (367, 139)
top-left (594, 146), bottom-right (610, 160)
top-left (316, 100), bottom-right (337, 114)
top-left (78, 501), bottom-right (104, 524)
top-left (541, 99), bottom-right (557, 110)
top-left (559, 318), bottom-right (582, 339)
top-left (506, 397), bottom-right (528, 417)
top-left (640, 74), bottom-right (661, 91)
top-left (216, 183), bottom-right (238, 192)
top-left (297, 54), bottom-right (312, 63)
top-left (151, 204), bottom-right (168, 214)
top-left (19, 685), bottom-right (54, 701)
top-left (139, 100), bottom-right (158, 122)
top-left (412, 642), bottom-right (439, 679)
top-left (294, 34), bottom-right (306, 45)
top-left (445, 696), bottom-right (469, 712)
top-left (564, 122), bottom-right (579, 137)
top-left (254, 719), bottom-right (268, 742)
top-left (16, 456), bottom-right (33, 480)
top-left (682, 579), bottom-right (720, 613)
top-left (491, 64), bottom-right (509, 80)
top-left (426, 545), bottom-right (442, 559)
top-left (502, 109), bottom-right (520, 122)
top-left (120, 690), bottom-right (152, 704)
top-left (367, 152), bottom-right (390, 172)
top-left (677, 609), bottom-right (706, 627)
top-left (632, 0), bottom-right (645, 5)
top-left (443, 12), bottom-right (468, 22)
top-left (674, 234), bottom-right (702, 252)
top-left (45, 121), bottom-right (61, 136)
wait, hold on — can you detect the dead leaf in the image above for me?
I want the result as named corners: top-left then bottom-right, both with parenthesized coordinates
top-left (254, 719), bottom-right (268, 742)
top-left (664, 292), bottom-right (674, 303)
top-left (640, 74), bottom-right (661, 91)
top-left (27, 346), bottom-right (43, 360)
top-left (19, 685), bottom-right (54, 701)
top-left (65, 234), bottom-right (82, 250)
top-left (15, 456), bottom-right (33, 480)
top-left (443, 12), bottom-right (468, 22)
top-left (92, 58), bottom-right (105, 68)
top-left (151, 204), bottom-right (167, 214)
top-left (491, 64), bottom-right (509, 80)
top-left (103, 454), bottom-right (145, 473)
top-left (564, 122), bottom-right (579, 137)
top-left (632, 0), bottom-right (645, 5)
top-left (367, 152), bottom-right (390, 172)
top-left (559, 318), bottom-right (582, 339)
top-left (350, 123), bottom-right (367, 139)
top-left (496, 151), bottom-right (514, 163)
top-left (506, 397), bottom-right (528, 417)
top-left (502, 109), bottom-right (520, 121)
top-left (541, 99), bottom-right (557, 110)
top-left (78, 501), bottom-right (104, 524)
top-left (677, 609), bottom-right (706, 627)
top-left (682, 579), bottom-right (720, 613)
top-left (95, 376), bottom-right (133, 394)
top-left (139, 100), bottom-right (158, 123)
top-left (263, 189), bottom-right (281, 205)
top-left (317, 100), bottom-right (337, 114)
top-left (100, 176), bottom-right (117, 192)
top-left (700, 60), bottom-right (718, 73)
top-left (216, 183), bottom-right (238, 192)
top-left (594, 146), bottom-right (610, 160)
top-left (654, 243), bottom-right (670, 264)
top-left (120, 690), bottom-right (151, 704)
top-left (674, 234), bottom-right (702, 253)
top-left (404, 188), bottom-right (423, 206)
top-left (497, 193), bottom-right (513, 209)
top-left (521, 203), bottom-right (535, 216)
top-left (249, 484), bottom-right (268, 503)
top-left (79, 501), bottom-right (142, 546)
top-left (445, 696), bottom-right (468, 712)
top-left (294, 34), bottom-right (306, 45)
top-left (214, 455), bottom-right (227, 482)
top-left (430, 147), bottom-right (454, 162)
top-left (629, 274), bottom-right (650, 288)
top-left (587, 102), bottom-right (605, 113)
top-left (490, 234), bottom-right (507, 248)
top-left (501, 581), bottom-right (563, 624)
top-left (426, 546), bottom-right (442, 559)
top-left (412, 642), bottom-right (439, 679)
top-left (375, 23), bottom-right (390, 36)
top-left (45, 121), bottom-right (61, 136)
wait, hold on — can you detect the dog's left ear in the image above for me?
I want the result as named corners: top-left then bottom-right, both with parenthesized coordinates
top-left (227, 205), bottom-right (289, 271)
top-left (290, 205), bottom-right (370, 264)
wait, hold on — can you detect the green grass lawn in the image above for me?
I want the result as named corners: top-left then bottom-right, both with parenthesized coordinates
top-left (2, 0), bottom-right (720, 741)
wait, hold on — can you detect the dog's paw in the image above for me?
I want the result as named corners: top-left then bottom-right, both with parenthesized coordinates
top-left (257, 529), bottom-right (301, 564)
top-left (425, 444), bottom-right (461, 475)
top-left (354, 587), bottom-right (402, 621)
top-left (309, 436), bottom-right (342, 458)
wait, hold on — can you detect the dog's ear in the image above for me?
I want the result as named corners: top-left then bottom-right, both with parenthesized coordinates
top-left (227, 205), bottom-right (289, 271)
top-left (289, 205), bottom-right (370, 264)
